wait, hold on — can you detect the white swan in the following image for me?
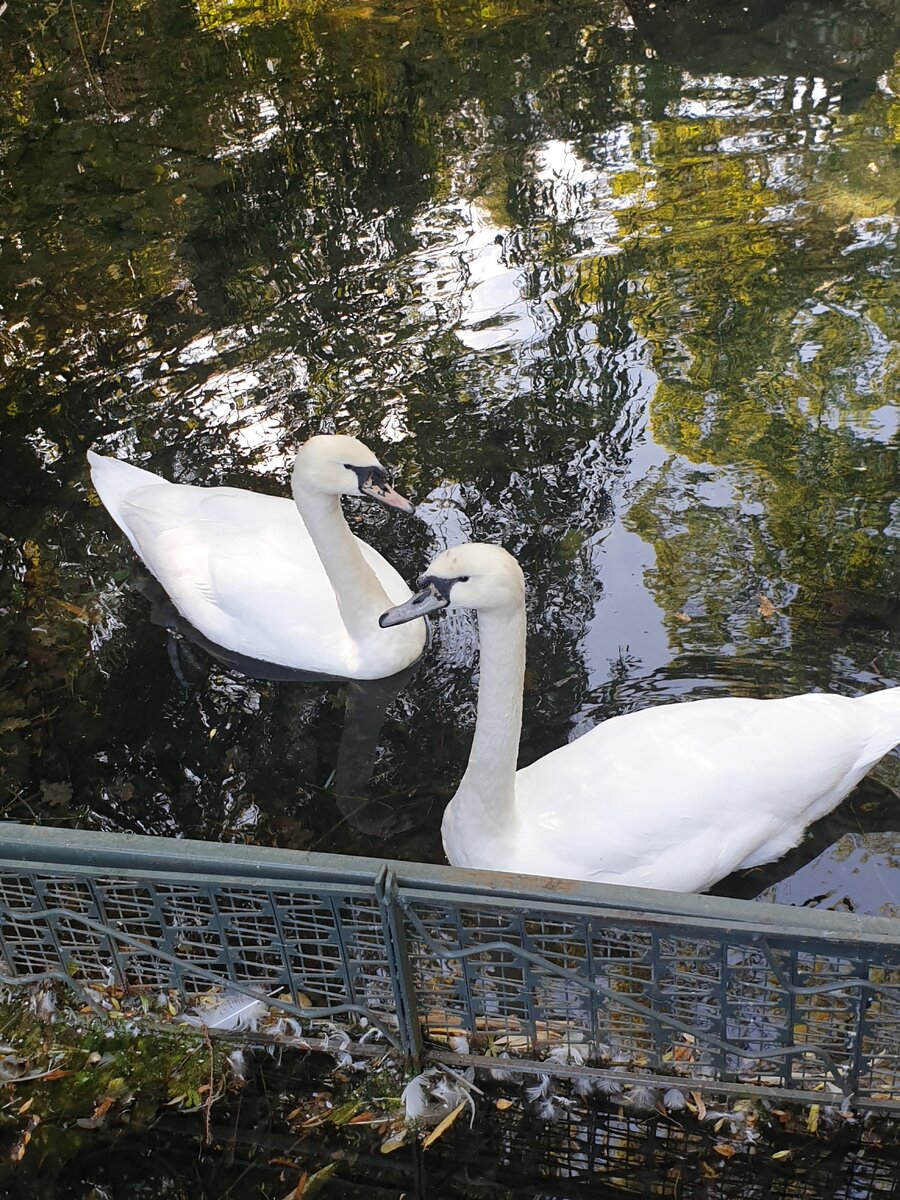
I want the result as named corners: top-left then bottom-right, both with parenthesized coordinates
top-left (88, 435), bottom-right (427, 679)
top-left (380, 543), bottom-right (900, 892)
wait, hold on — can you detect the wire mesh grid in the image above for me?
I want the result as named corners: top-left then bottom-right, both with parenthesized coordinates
top-left (0, 864), bottom-right (398, 1034)
top-left (442, 1102), bottom-right (900, 1199)
top-left (0, 826), bottom-right (898, 1109)
top-left (399, 889), bottom-right (900, 1103)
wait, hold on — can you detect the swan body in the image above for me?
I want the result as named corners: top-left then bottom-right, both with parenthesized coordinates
top-left (88, 435), bottom-right (427, 679)
top-left (381, 543), bottom-right (900, 892)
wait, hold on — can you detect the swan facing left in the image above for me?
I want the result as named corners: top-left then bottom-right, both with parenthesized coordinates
top-left (88, 434), bottom-right (427, 679)
top-left (381, 542), bottom-right (900, 892)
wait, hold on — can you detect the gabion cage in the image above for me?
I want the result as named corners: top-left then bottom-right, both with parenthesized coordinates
top-left (0, 824), bottom-right (898, 1111)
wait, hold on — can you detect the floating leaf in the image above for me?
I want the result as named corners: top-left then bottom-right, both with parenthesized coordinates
top-left (757, 594), bottom-right (776, 618)
top-left (673, 611), bottom-right (692, 623)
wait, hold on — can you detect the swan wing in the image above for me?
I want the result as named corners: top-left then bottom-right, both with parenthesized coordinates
top-left (515, 694), bottom-right (885, 891)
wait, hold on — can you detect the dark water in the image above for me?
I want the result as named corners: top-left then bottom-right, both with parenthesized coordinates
top-left (7, 1048), bottom-right (900, 1199)
top-left (1, 0), bottom-right (899, 912)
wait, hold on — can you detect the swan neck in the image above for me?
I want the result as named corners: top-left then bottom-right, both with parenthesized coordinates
top-left (291, 484), bottom-right (392, 637)
top-left (457, 603), bottom-right (526, 827)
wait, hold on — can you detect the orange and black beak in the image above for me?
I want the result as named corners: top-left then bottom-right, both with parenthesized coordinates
top-left (352, 465), bottom-right (415, 514)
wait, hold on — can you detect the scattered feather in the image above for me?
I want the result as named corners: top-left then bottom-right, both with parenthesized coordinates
top-left (594, 1074), bottom-right (626, 1098)
top-left (179, 993), bottom-right (266, 1032)
top-left (489, 1052), bottom-right (514, 1082)
top-left (624, 1084), bottom-right (658, 1111)
top-left (546, 1043), bottom-right (584, 1067)
top-left (226, 1050), bottom-right (248, 1080)
top-left (524, 1074), bottom-right (552, 1103)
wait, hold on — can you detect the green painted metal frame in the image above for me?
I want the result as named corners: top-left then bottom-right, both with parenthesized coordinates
top-left (0, 823), bottom-right (897, 1110)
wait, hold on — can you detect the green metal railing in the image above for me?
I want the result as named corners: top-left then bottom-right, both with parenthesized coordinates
top-left (0, 823), bottom-right (897, 1110)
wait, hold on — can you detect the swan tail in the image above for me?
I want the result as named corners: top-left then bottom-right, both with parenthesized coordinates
top-left (855, 688), bottom-right (900, 761)
top-left (87, 451), bottom-right (167, 551)
top-left (87, 450), bottom-right (164, 505)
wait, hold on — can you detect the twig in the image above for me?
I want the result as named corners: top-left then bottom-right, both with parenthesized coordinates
top-left (68, 0), bottom-right (97, 92)
top-left (97, 0), bottom-right (114, 55)
top-left (202, 1025), bottom-right (214, 1146)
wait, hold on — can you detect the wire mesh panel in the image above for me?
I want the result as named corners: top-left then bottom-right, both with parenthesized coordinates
top-left (0, 859), bottom-right (398, 1038)
top-left (398, 888), bottom-right (900, 1104)
top-left (0, 825), bottom-right (898, 1109)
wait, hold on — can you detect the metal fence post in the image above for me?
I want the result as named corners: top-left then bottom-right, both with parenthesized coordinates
top-left (375, 865), bottom-right (423, 1064)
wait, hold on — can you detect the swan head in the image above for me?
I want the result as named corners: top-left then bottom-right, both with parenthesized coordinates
top-left (379, 543), bottom-right (524, 627)
top-left (292, 434), bottom-right (414, 512)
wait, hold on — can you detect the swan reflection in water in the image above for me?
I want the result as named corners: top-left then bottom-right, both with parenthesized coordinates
top-left (134, 568), bottom-right (427, 840)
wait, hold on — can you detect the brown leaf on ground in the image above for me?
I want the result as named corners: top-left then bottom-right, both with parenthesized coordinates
top-left (422, 1101), bottom-right (467, 1149)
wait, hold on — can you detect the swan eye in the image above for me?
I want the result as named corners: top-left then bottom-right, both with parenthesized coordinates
top-left (458, 576), bottom-right (470, 583)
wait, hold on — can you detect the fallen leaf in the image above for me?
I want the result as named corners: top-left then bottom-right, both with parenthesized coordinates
top-left (713, 1143), bottom-right (736, 1158)
top-left (772, 1149), bottom-right (791, 1160)
top-left (17, 1099), bottom-right (34, 1115)
top-left (0, 718), bottom-right (31, 734)
top-left (348, 1111), bottom-right (375, 1124)
top-left (807, 1104), bottom-right (820, 1134)
top-left (700, 1162), bottom-right (718, 1179)
top-left (282, 1169), bottom-right (307, 1199)
top-left (51, 598), bottom-right (93, 622)
top-left (40, 780), bottom-right (73, 807)
top-left (757, 594), bottom-right (776, 618)
top-left (690, 1090), bottom-right (707, 1121)
top-left (380, 1131), bottom-right (409, 1154)
top-left (301, 1162), bottom-right (338, 1197)
top-left (422, 1101), bottom-right (467, 1149)
top-left (327, 1100), bottom-right (359, 1126)
top-left (495, 1098), bottom-right (515, 1110)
